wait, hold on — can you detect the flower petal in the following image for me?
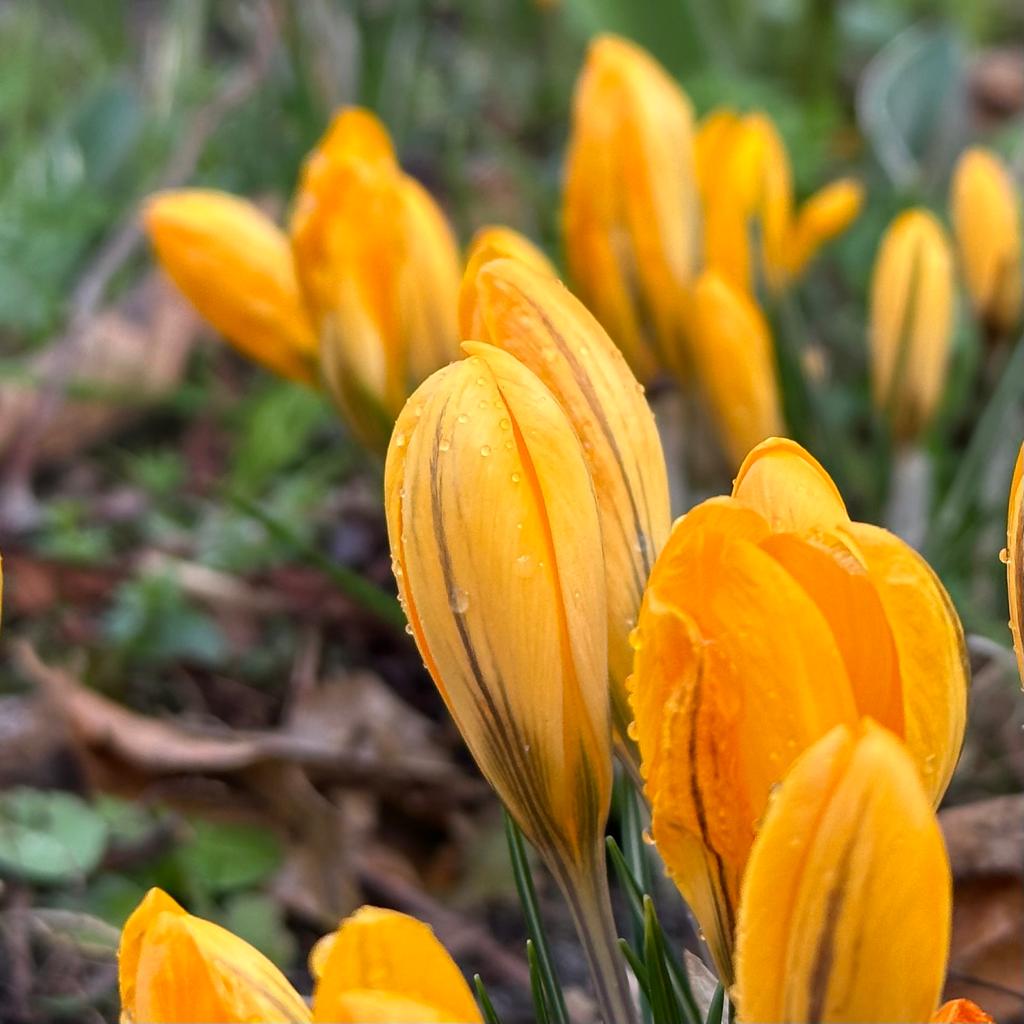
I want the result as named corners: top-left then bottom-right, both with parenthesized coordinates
top-left (732, 437), bottom-right (849, 532)
top-left (311, 907), bottom-right (480, 1024)
top-left (145, 190), bottom-right (318, 385)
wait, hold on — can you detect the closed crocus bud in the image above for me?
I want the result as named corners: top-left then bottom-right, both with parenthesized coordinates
top-left (870, 209), bottom-right (955, 442)
top-left (460, 257), bottom-right (670, 753)
top-left (734, 721), bottom-right (951, 1024)
top-left (386, 350), bottom-right (635, 1023)
top-left (1007, 442), bottom-right (1024, 687)
top-left (386, 349), bottom-right (609, 870)
top-left (688, 271), bottom-right (784, 467)
top-left (144, 190), bottom-right (319, 385)
top-left (563, 34), bottom-right (699, 381)
top-left (951, 147), bottom-right (1023, 337)
top-left (310, 907), bottom-right (480, 1023)
top-left (291, 106), bottom-right (461, 452)
top-left (118, 888), bottom-right (312, 1023)
top-left (629, 437), bottom-right (967, 982)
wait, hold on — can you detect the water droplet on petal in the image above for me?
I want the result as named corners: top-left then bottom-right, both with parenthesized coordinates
top-left (515, 554), bottom-right (534, 577)
top-left (404, 623), bottom-right (415, 635)
top-left (1000, 547), bottom-right (1010, 564)
top-left (457, 413), bottom-right (469, 424)
top-left (480, 445), bottom-right (491, 457)
top-left (394, 431), bottom-right (407, 448)
top-left (476, 376), bottom-right (487, 386)
top-left (449, 586), bottom-right (470, 614)
top-left (511, 472), bottom-right (521, 484)
top-left (438, 438), bottom-right (451, 452)
top-left (499, 418), bottom-right (511, 430)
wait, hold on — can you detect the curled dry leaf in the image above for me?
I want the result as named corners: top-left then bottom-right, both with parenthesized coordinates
top-left (12, 641), bottom-right (480, 798)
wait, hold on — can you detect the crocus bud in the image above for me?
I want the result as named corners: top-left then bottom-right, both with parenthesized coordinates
top-left (869, 209), bottom-right (955, 442)
top-left (291, 107), bottom-right (461, 452)
top-left (460, 257), bottom-right (670, 749)
top-left (385, 349), bottom-right (611, 873)
top-left (951, 147), bottom-right (1023, 337)
top-left (386, 350), bottom-right (636, 1023)
top-left (734, 721), bottom-right (951, 1023)
top-left (1007, 442), bottom-right (1024, 688)
top-left (629, 438), bottom-right (967, 981)
top-left (698, 109), bottom-right (863, 292)
top-left (118, 888), bottom-right (312, 1022)
top-left (688, 270), bottom-right (784, 467)
top-left (144, 190), bottom-right (319, 385)
top-left (310, 907), bottom-right (481, 1023)
top-left (563, 34), bottom-right (699, 381)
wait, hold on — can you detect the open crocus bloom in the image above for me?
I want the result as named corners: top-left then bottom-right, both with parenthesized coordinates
top-left (629, 437), bottom-right (967, 981)
top-left (118, 889), bottom-right (480, 1023)
top-left (695, 108), bottom-right (863, 293)
top-left (145, 106), bottom-right (460, 453)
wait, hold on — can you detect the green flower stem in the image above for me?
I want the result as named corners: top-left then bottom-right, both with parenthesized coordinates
top-left (558, 842), bottom-right (640, 1024)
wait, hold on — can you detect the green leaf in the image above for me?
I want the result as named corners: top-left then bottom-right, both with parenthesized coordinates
top-left (474, 974), bottom-right (506, 1024)
top-left (177, 819), bottom-right (282, 895)
top-left (857, 26), bottom-right (966, 193)
top-left (705, 983), bottom-right (726, 1024)
top-left (220, 891), bottom-right (296, 968)
top-left (0, 789), bottom-right (109, 884)
top-left (504, 812), bottom-right (569, 1024)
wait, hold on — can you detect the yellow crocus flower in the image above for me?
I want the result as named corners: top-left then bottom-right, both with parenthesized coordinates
top-left (144, 106), bottom-right (460, 453)
top-left (869, 208), bottom-right (955, 442)
top-left (118, 888), bottom-right (312, 1022)
top-left (385, 350), bottom-right (636, 1023)
top-left (698, 108), bottom-right (864, 293)
top-left (951, 146), bottom-right (1023, 337)
top-left (144, 190), bottom-right (319, 385)
top-left (1007, 442), bottom-right (1024, 688)
top-left (629, 437), bottom-right (967, 982)
top-left (119, 890), bottom-right (480, 1023)
top-left (460, 256), bottom-right (670, 758)
top-left (563, 34), bottom-right (700, 381)
top-left (688, 270), bottom-right (784, 467)
top-left (292, 108), bottom-right (461, 452)
top-left (385, 349), bottom-right (610, 874)
top-left (734, 721), bottom-right (951, 1023)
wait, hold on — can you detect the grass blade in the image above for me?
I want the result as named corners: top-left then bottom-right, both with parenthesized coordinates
top-left (504, 812), bottom-right (569, 1024)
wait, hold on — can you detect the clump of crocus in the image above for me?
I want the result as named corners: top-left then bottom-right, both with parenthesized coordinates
top-left (687, 270), bottom-right (784, 468)
top-left (628, 437), bottom-right (967, 982)
top-left (734, 721), bottom-right (953, 1023)
top-left (118, 888), bottom-right (481, 1023)
top-left (145, 106), bottom-right (460, 452)
top-left (563, 33), bottom-right (700, 383)
top-left (460, 255), bottom-right (670, 767)
top-left (696, 108), bottom-right (863, 293)
top-left (385, 349), bottom-right (635, 1023)
top-left (869, 208), bottom-right (955, 442)
top-left (951, 146), bottom-right (1022, 339)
